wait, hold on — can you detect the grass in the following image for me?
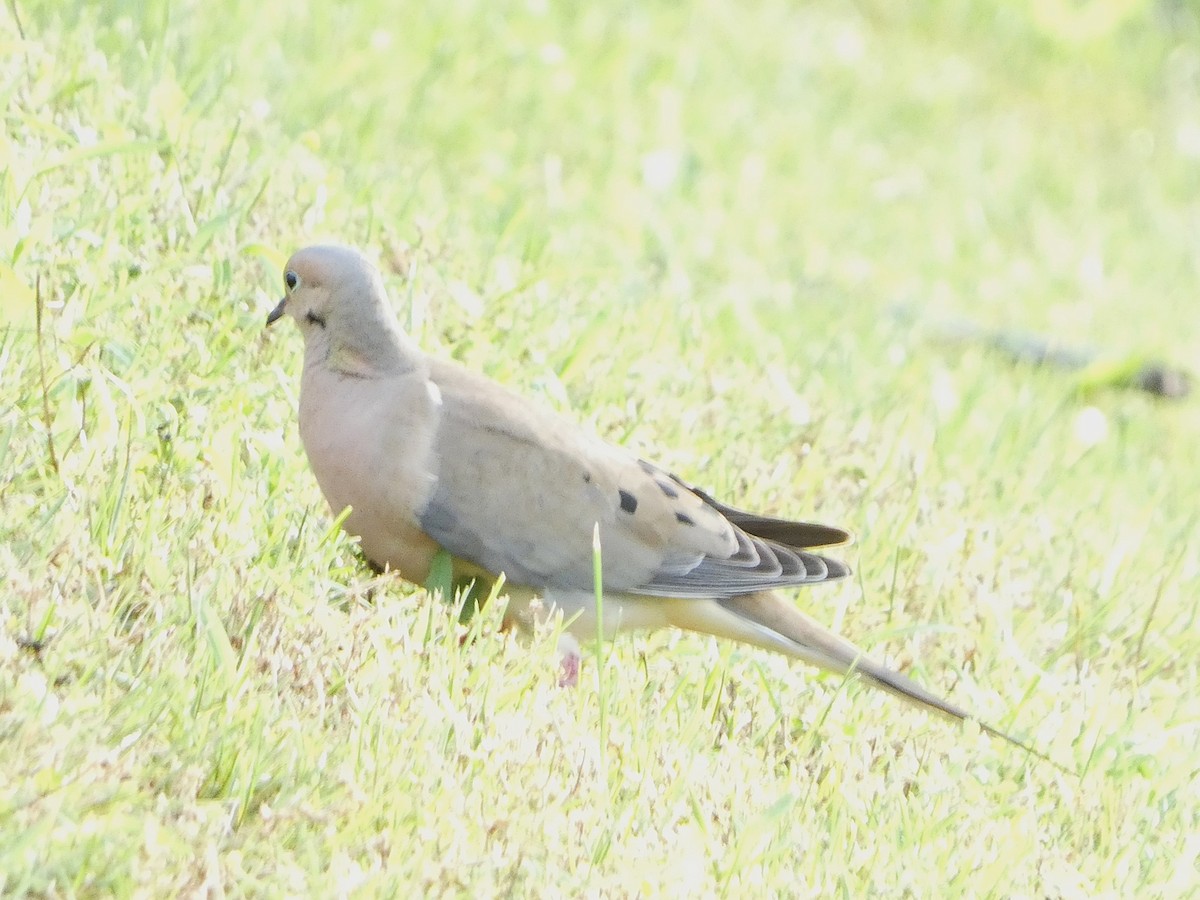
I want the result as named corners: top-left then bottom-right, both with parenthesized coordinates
top-left (2, 0), bottom-right (1199, 895)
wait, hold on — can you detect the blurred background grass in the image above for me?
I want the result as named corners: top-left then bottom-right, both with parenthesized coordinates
top-left (2, 0), bottom-right (1199, 895)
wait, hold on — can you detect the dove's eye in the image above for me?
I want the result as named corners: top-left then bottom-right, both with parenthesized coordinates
top-left (285, 271), bottom-right (299, 291)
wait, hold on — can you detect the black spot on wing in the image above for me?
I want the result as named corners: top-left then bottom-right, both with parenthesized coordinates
top-left (618, 489), bottom-right (638, 514)
top-left (617, 460), bottom-right (853, 596)
top-left (582, 471), bottom-right (592, 483)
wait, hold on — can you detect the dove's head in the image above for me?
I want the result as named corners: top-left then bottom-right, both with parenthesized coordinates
top-left (267, 244), bottom-right (418, 376)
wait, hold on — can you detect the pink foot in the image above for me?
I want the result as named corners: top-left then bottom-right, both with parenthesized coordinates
top-left (558, 650), bottom-right (581, 688)
top-left (557, 633), bottom-right (582, 687)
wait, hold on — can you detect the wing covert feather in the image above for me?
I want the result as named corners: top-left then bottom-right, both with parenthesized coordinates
top-left (417, 359), bottom-right (848, 598)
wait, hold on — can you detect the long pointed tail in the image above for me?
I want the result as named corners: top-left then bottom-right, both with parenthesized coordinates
top-left (711, 592), bottom-right (1068, 772)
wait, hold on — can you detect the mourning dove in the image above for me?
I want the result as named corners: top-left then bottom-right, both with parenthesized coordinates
top-left (267, 244), bottom-right (1040, 757)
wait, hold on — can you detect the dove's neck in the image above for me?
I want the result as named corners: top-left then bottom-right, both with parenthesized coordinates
top-left (309, 309), bottom-right (425, 380)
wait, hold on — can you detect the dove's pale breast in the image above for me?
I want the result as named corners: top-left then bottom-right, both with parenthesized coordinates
top-left (299, 361), bottom-right (442, 580)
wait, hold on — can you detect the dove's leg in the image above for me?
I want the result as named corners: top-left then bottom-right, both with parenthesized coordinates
top-left (557, 633), bottom-right (582, 688)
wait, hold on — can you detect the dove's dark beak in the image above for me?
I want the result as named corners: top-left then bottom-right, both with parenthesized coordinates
top-left (266, 297), bottom-right (287, 326)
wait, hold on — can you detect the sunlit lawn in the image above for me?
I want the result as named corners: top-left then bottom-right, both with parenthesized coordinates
top-left (2, 1), bottom-right (1199, 895)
